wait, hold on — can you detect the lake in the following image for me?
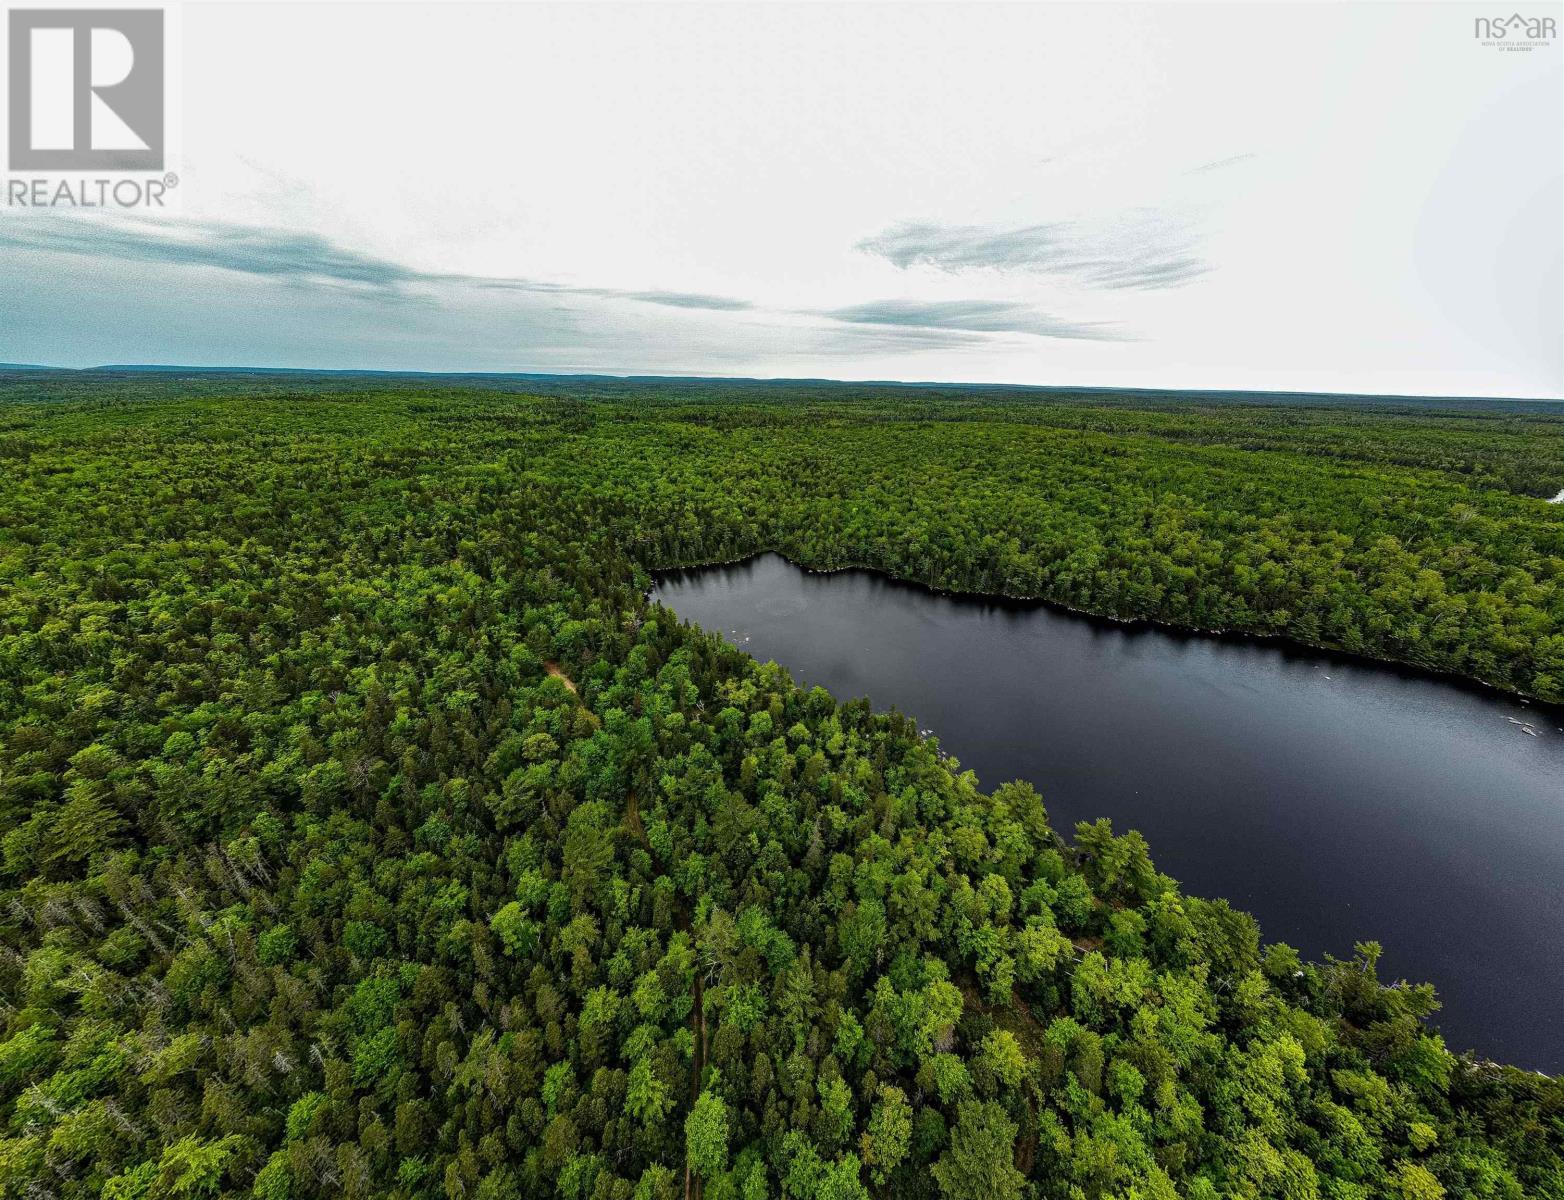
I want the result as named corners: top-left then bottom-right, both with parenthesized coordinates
top-left (653, 553), bottom-right (1564, 1073)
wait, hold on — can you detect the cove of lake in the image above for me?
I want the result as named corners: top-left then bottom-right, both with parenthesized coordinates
top-left (653, 553), bottom-right (1564, 1073)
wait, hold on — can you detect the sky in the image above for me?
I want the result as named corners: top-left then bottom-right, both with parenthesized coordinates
top-left (1, 0), bottom-right (1560, 397)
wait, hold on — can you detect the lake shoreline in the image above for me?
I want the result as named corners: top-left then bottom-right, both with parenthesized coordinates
top-left (648, 549), bottom-right (1564, 720)
top-left (654, 552), bottom-right (1564, 1072)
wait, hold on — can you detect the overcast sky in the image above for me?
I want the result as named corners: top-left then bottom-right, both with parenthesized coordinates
top-left (2, 1), bottom-right (1560, 397)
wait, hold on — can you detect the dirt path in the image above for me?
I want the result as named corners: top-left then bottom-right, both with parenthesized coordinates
top-left (543, 661), bottom-right (578, 694)
top-left (685, 968), bottom-right (706, 1200)
top-left (624, 790), bottom-right (645, 844)
top-left (958, 975), bottom-right (1046, 1174)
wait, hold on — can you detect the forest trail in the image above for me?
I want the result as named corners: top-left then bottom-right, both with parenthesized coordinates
top-left (678, 932), bottom-right (710, 1200)
top-left (957, 975), bottom-right (1047, 1174)
top-left (676, 897), bottom-right (707, 1200)
top-left (1007, 985), bottom-right (1045, 1174)
top-left (623, 790), bottom-right (645, 844)
top-left (543, 661), bottom-right (578, 693)
top-left (684, 967), bottom-right (706, 1200)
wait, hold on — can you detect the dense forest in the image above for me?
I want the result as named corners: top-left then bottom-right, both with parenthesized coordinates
top-left (0, 374), bottom-right (1560, 1199)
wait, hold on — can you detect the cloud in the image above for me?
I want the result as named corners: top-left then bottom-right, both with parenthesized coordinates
top-left (1188, 152), bottom-right (1255, 174)
top-left (823, 299), bottom-right (1122, 341)
top-left (856, 214), bottom-right (1208, 291)
top-left (622, 290), bottom-right (752, 311)
top-left (0, 215), bottom-right (1118, 364)
top-left (806, 323), bottom-right (991, 355)
top-left (0, 215), bottom-right (753, 311)
top-left (0, 217), bottom-right (424, 291)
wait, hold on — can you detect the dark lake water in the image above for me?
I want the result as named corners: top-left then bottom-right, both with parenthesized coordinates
top-left (653, 553), bottom-right (1564, 1073)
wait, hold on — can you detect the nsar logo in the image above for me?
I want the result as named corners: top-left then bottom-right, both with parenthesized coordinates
top-left (1473, 12), bottom-right (1557, 50)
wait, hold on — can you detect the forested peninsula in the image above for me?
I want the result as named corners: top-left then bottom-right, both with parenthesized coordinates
top-left (0, 374), bottom-right (1559, 1199)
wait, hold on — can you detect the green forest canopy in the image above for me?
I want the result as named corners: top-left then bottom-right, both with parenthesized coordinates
top-left (0, 376), bottom-right (1559, 1199)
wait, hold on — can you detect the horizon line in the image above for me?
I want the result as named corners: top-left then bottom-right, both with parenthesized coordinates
top-left (3, 361), bottom-right (1562, 407)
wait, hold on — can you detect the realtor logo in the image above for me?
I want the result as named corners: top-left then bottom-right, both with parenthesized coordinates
top-left (7, 9), bottom-right (164, 170)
